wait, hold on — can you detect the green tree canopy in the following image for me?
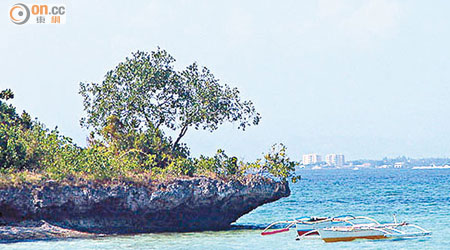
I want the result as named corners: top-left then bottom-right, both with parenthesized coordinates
top-left (80, 48), bottom-right (261, 151)
top-left (79, 49), bottom-right (179, 132)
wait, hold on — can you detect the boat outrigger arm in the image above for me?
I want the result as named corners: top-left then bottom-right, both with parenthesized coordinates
top-left (261, 215), bottom-right (356, 236)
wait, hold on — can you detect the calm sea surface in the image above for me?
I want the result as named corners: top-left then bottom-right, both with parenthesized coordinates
top-left (3, 169), bottom-right (449, 249)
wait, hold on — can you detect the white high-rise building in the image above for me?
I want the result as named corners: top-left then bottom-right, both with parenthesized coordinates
top-left (325, 154), bottom-right (345, 167)
top-left (302, 154), bottom-right (322, 165)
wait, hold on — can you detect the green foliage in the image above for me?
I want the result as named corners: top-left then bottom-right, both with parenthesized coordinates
top-left (79, 48), bottom-right (261, 151)
top-left (92, 114), bottom-right (188, 169)
top-left (166, 157), bottom-right (196, 177)
top-left (0, 89), bottom-right (14, 101)
top-left (0, 124), bottom-right (27, 170)
top-left (179, 63), bottom-right (260, 131)
top-left (194, 149), bottom-right (239, 176)
top-left (153, 149), bottom-right (240, 178)
top-left (79, 49), bottom-right (179, 133)
top-left (243, 143), bottom-right (301, 183)
top-left (172, 63), bottom-right (260, 149)
top-left (0, 94), bottom-right (19, 126)
top-left (0, 89), bottom-right (28, 170)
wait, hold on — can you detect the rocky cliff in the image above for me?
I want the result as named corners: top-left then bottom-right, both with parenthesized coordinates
top-left (0, 175), bottom-right (289, 234)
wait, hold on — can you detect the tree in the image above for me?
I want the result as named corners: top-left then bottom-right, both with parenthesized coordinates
top-left (80, 48), bottom-right (261, 152)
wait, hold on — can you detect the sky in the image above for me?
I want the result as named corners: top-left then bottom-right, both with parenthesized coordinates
top-left (1, 0), bottom-right (450, 161)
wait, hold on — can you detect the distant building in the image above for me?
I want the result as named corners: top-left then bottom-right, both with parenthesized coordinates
top-left (325, 154), bottom-right (345, 167)
top-left (394, 162), bottom-right (404, 168)
top-left (302, 154), bottom-right (322, 165)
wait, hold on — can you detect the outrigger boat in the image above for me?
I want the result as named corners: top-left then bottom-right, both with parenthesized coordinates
top-left (261, 215), bottom-right (355, 237)
top-left (262, 215), bottom-right (431, 243)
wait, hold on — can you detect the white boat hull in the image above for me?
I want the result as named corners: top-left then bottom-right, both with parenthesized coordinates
top-left (296, 221), bottom-right (348, 236)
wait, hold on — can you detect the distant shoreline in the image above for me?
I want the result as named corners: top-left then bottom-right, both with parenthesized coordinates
top-left (297, 167), bottom-right (450, 170)
top-left (411, 166), bottom-right (450, 169)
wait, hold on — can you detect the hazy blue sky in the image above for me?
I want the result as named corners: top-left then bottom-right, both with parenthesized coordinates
top-left (2, 0), bottom-right (450, 160)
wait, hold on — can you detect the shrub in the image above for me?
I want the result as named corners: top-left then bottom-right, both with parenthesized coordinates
top-left (242, 143), bottom-right (301, 183)
top-left (0, 124), bottom-right (27, 170)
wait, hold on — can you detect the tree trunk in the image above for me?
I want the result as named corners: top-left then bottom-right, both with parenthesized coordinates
top-left (173, 125), bottom-right (188, 151)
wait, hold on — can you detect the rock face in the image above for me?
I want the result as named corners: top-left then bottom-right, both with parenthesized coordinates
top-left (0, 220), bottom-right (95, 243)
top-left (0, 176), bottom-right (289, 234)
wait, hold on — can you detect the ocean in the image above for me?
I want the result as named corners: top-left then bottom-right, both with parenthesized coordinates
top-left (3, 169), bottom-right (449, 249)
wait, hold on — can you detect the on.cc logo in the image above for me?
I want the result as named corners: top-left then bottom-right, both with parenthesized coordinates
top-left (10, 3), bottom-right (30, 25)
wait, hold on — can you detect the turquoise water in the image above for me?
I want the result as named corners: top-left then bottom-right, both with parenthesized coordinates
top-left (3, 169), bottom-right (449, 249)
